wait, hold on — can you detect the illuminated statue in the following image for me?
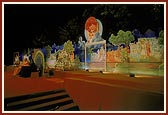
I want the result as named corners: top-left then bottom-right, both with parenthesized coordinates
top-left (84, 16), bottom-right (103, 43)
top-left (84, 16), bottom-right (106, 71)
top-left (92, 32), bottom-right (104, 42)
top-left (78, 36), bottom-right (85, 49)
top-left (14, 54), bottom-right (20, 65)
top-left (23, 54), bottom-right (30, 63)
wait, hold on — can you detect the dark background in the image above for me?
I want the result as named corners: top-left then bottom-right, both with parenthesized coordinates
top-left (4, 3), bottom-right (164, 65)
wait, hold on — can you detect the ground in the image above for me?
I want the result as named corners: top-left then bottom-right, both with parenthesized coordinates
top-left (3, 66), bottom-right (164, 111)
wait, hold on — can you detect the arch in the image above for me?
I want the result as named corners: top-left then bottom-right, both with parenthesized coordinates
top-left (32, 49), bottom-right (45, 76)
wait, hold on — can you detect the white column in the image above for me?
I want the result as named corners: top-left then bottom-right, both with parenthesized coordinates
top-left (105, 41), bottom-right (106, 72)
top-left (85, 43), bottom-right (86, 70)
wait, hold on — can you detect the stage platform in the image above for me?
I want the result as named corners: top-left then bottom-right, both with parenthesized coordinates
top-left (3, 68), bottom-right (164, 111)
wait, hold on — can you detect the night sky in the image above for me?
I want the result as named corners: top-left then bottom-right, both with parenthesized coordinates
top-left (4, 3), bottom-right (164, 65)
top-left (4, 4), bottom-right (95, 48)
top-left (4, 4), bottom-right (96, 65)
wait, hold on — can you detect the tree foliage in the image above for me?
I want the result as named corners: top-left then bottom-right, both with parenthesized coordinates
top-left (158, 30), bottom-right (164, 45)
top-left (44, 45), bottom-right (52, 58)
top-left (57, 17), bottom-right (83, 44)
top-left (82, 4), bottom-right (132, 40)
top-left (63, 40), bottom-right (74, 54)
top-left (108, 30), bottom-right (134, 46)
top-left (32, 33), bottom-right (51, 48)
top-left (54, 4), bottom-right (164, 47)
